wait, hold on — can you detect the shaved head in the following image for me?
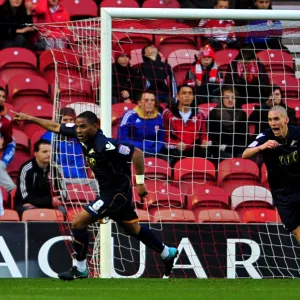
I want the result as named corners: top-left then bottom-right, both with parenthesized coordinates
top-left (269, 105), bottom-right (287, 118)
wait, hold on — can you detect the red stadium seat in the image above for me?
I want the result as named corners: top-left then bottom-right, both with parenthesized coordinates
top-left (256, 49), bottom-right (294, 74)
top-left (60, 0), bottom-right (98, 19)
top-left (8, 74), bottom-right (50, 110)
top-left (214, 49), bottom-right (239, 74)
top-left (167, 49), bottom-right (198, 85)
top-left (241, 102), bottom-right (259, 118)
top-left (0, 48), bottom-right (38, 83)
top-left (218, 158), bottom-right (260, 195)
top-left (260, 163), bottom-right (270, 190)
top-left (112, 102), bottom-right (136, 125)
top-left (285, 99), bottom-right (300, 118)
top-left (150, 207), bottom-right (196, 223)
top-left (135, 208), bottom-right (151, 222)
top-left (194, 208), bottom-right (241, 223)
top-left (0, 209), bottom-right (20, 221)
top-left (173, 157), bottom-right (217, 185)
top-left (13, 129), bottom-right (30, 153)
top-left (142, 0), bottom-right (180, 8)
top-left (231, 185), bottom-right (273, 211)
top-left (39, 49), bottom-right (81, 84)
top-left (145, 180), bottom-right (186, 209)
top-left (186, 184), bottom-right (229, 210)
top-left (65, 184), bottom-right (96, 205)
top-left (238, 207), bottom-right (281, 223)
top-left (198, 102), bottom-right (218, 118)
top-left (101, 0), bottom-right (139, 8)
top-left (270, 74), bottom-right (300, 99)
top-left (30, 129), bottom-right (47, 155)
top-left (4, 102), bottom-right (17, 120)
top-left (22, 209), bottom-right (64, 221)
top-left (7, 151), bottom-right (31, 183)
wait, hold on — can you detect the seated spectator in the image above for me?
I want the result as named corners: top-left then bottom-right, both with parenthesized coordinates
top-left (249, 85), bottom-right (297, 134)
top-left (185, 45), bottom-right (223, 104)
top-left (117, 91), bottom-right (164, 156)
top-left (141, 44), bottom-right (176, 105)
top-left (33, 0), bottom-right (70, 50)
top-left (199, 0), bottom-right (239, 51)
top-left (208, 85), bottom-right (248, 159)
top-left (15, 139), bottom-right (66, 218)
top-left (162, 84), bottom-right (209, 165)
top-left (0, 87), bottom-right (16, 215)
top-left (0, 0), bottom-right (34, 49)
top-left (112, 45), bottom-right (143, 104)
top-left (245, 0), bottom-right (286, 51)
top-left (224, 47), bottom-right (270, 105)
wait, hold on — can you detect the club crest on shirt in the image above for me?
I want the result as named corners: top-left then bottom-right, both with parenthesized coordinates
top-left (290, 140), bottom-right (298, 148)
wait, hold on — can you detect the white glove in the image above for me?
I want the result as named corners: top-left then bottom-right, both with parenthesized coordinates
top-left (220, 144), bottom-right (227, 152)
top-left (0, 160), bottom-right (16, 192)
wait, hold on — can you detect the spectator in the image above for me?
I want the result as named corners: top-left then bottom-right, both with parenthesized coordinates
top-left (162, 84), bottom-right (209, 165)
top-left (224, 47), bottom-right (270, 105)
top-left (0, 0), bottom-right (34, 49)
top-left (141, 44), bottom-right (176, 105)
top-left (15, 139), bottom-right (66, 218)
top-left (199, 0), bottom-right (239, 51)
top-left (245, 0), bottom-right (286, 51)
top-left (33, 0), bottom-right (70, 50)
top-left (208, 85), bottom-right (248, 159)
top-left (112, 45), bottom-right (143, 104)
top-left (117, 91), bottom-right (164, 156)
top-left (0, 87), bottom-right (16, 215)
top-left (249, 85), bottom-right (297, 135)
top-left (185, 45), bottom-right (223, 104)
top-left (179, 0), bottom-right (234, 9)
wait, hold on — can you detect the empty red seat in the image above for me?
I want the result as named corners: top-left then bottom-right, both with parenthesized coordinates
top-left (218, 158), bottom-right (260, 195)
top-left (8, 74), bottom-right (50, 110)
top-left (241, 102), bottom-right (259, 118)
top-left (135, 208), bottom-right (151, 222)
top-left (260, 163), bottom-right (270, 190)
top-left (142, 0), bottom-right (180, 8)
top-left (214, 49), bottom-right (239, 73)
top-left (173, 157), bottom-right (217, 185)
top-left (0, 209), bottom-right (20, 221)
top-left (112, 102), bottom-right (136, 124)
top-left (186, 184), bottom-right (229, 210)
top-left (270, 74), bottom-right (300, 99)
top-left (22, 209), bottom-right (64, 221)
top-left (7, 152), bottom-right (31, 183)
top-left (13, 129), bottom-right (29, 153)
top-left (285, 99), bottom-right (300, 118)
top-left (65, 184), bottom-right (96, 205)
top-left (150, 207), bottom-right (195, 223)
top-left (0, 48), bottom-right (38, 83)
top-left (231, 185), bottom-right (273, 211)
top-left (60, 0), bottom-right (98, 19)
top-left (30, 129), bottom-right (47, 155)
top-left (198, 102), bottom-right (218, 117)
top-left (194, 208), bottom-right (241, 223)
top-left (238, 207), bottom-right (280, 223)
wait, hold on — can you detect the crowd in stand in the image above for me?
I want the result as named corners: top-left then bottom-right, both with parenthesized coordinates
top-left (0, 0), bottom-right (299, 220)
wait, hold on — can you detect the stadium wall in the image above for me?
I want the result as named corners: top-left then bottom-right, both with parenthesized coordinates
top-left (0, 222), bottom-right (297, 279)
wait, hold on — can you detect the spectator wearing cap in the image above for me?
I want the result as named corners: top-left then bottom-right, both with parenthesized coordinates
top-left (112, 45), bottom-right (143, 104)
top-left (140, 44), bottom-right (177, 105)
top-left (185, 45), bottom-right (223, 105)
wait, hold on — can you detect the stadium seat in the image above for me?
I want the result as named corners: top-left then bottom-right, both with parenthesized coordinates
top-left (0, 209), bottom-right (20, 221)
top-left (270, 74), bottom-right (300, 99)
top-left (285, 99), bottom-right (300, 118)
top-left (0, 48), bottom-right (38, 83)
top-left (60, 0), bottom-right (98, 19)
top-left (4, 102), bottom-right (17, 120)
top-left (198, 102), bottom-right (218, 118)
top-left (142, 0), bottom-right (180, 8)
top-left (39, 49), bottom-right (81, 84)
top-left (65, 184), bottom-right (96, 205)
top-left (8, 74), bottom-right (50, 110)
top-left (256, 49), bottom-right (294, 74)
top-left (135, 208), bottom-right (151, 222)
top-left (67, 102), bottom-right (100, 119)
top-left (186, 184), bottom-right (230, 210)
top-left (22, 209), bottom-right (64, 222)
top-left (144, 180), bottom-right (186, 209)
top-left (149, 207), bottom-right (196, 223)
top-left (7, 152), bottom-right (31, 183)
top-left (112, 102), bottom-right (135, 125)
top-left (260, 163), bottom-right (270, 190)
top-left (238, 207), bottom-right (281, 223)
top-left (194, 208), bottom-right (241, 223)
top-left (30, 129), bottom-right (47, 155)
top-left (101, 0), bottom-right (139, 7)
top-left (231, 185), bottom-right (273, 212)
top-left (217, 158), bottom-right (260, 195)
top-left (173, 157), bottom-right (217, 185)
top-left (167, 49), bottom-right (198, 85)
top-left (214, 49), bottom-right (239, 74)
top-left (13, 129), bottom-right (30, 153)
top-left (241, 102), bottom-right (259, 118)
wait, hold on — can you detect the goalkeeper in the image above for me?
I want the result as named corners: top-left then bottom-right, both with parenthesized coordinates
top-left (13, 110), bottom-right (178, 280)
top-left (242, 106), bottom-right (300, 244)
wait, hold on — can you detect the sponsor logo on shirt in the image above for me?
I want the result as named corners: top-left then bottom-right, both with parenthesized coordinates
top-left (118, 145), bottom-right (130, 155)
top-left (105, 141), bottom-right (116, 151)
top-left (290, 140), bottom-right (298, 148)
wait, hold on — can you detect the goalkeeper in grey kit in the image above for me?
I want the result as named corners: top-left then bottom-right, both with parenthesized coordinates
top-left (13, 110), bottom-right (178, 280)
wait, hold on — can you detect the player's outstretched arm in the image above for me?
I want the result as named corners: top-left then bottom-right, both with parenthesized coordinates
top-left (242, 140), bottom-right (279, 159)
top-left (13, 111), bottom-right (61, 133)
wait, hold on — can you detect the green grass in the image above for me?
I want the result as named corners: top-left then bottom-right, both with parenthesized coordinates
top-left (1, 278), bottom-right (300, 300)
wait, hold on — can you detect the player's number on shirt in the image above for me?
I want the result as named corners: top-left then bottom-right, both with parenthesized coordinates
top-left (92, 199), bottom-right (104, 211)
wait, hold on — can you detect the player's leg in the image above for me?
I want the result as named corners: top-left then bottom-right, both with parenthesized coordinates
top-left (292, 226), bottom-right (300, 244)
top-left (58, 210), bottom-right (93, 281)
top-left (120, 221), bottom-right (178, 276)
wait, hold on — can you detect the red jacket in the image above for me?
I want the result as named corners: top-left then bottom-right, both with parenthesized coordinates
top-left (162, 105), bottom-right (208, 151)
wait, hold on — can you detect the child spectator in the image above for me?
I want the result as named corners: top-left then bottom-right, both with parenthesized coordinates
top-left (112, 45), bottom-right (143, 104)
top-left (118, 91), bottom-right (164, 156)
top-left (199, 0), bottom-right (239, 51)
top-left (33, 0), bottom-right (70, 50)
top-left (185, 45), bottom-right (223, 104)
top-left (0, 0), bottom-right (34, 49)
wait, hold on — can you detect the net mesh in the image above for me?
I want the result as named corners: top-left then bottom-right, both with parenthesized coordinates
top-left (32, 16), bottom-right (300, 278)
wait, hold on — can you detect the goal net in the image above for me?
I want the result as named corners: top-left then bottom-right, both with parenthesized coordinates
top-left (33, 8), bottom-right (300, 279)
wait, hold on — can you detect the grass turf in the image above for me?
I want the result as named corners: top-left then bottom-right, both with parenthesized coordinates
top-left (1, 279), bottom-right (300, 300)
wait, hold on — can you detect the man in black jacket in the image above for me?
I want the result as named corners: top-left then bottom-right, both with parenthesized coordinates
top-left (15, 139), bottom-right (65, 218)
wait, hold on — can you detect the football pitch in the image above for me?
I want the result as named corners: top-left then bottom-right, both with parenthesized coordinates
top-left (1, 278), bottom-right (300, 300)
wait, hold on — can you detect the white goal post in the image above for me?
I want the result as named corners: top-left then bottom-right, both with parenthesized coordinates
top-left (99, 8), bottom-right (300, 278)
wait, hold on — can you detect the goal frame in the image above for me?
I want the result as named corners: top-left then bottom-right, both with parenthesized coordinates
top-left (100, 7), bottom-right (300, 278)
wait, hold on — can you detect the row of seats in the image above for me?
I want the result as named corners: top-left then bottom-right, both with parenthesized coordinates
top-left (0, 206), bottom-right (281, 224)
